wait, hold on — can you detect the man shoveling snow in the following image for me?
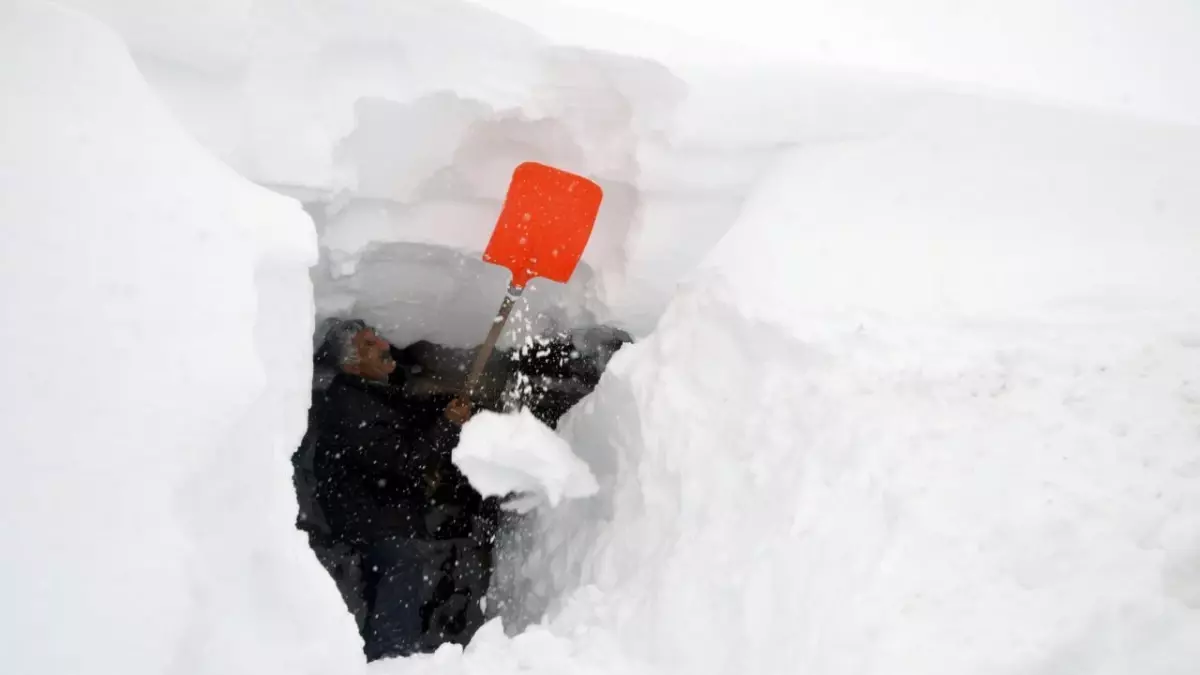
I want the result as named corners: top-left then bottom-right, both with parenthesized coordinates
top-left (302, 319), bottom-right (497, 662)
top-left (295, 318), bottom-right (622, 662)
top-left (294, 163), bottom-right (613, 663)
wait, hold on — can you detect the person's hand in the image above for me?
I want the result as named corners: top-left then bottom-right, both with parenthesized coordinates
top-left (444, 397), bottom-right (473, 425)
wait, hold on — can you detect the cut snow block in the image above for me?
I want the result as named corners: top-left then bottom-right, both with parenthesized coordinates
top-left (452, 409), bottom-right (598, 508)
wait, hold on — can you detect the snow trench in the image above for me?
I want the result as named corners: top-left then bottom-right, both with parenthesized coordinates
top-left (7, 1), bottom-right (1200, 674)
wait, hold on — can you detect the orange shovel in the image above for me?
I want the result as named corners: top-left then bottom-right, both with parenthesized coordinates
top-left (461, 162), bottom-right (603, 399)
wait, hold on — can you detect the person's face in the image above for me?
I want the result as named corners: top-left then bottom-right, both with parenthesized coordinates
top-left (346, 328), bottom-right (396, 382)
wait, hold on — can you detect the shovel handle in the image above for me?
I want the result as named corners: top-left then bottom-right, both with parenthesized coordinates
top-left (462, 284), bottom-right (524, 400)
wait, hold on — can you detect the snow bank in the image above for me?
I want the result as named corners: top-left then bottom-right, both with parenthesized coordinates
top-left (0, 2), bottom-right (361, 673)
top-left (501, 94), bottom-right (1200, 672)
top-left (454, 409), bottom-right (598, 509)
top-left (57, 0), bottom-right (789, 346)
top-left (55, 0), bottom-right (1200, 341)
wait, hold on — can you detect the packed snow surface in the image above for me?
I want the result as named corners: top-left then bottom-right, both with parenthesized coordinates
top-left (7, 0), bottom-right (1200, 674)
top-left (453, 409), bottom-right (598, 509)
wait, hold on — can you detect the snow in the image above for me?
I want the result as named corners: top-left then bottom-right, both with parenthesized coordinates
top-left (52, 0), bottom-right (767, 346)
top-left (7, 0), bottom-right (1200, 674)
top-left (0, 2), bottom-right (361, 673)
top-left (483, 0), bottom-right (1200, 127)
top-left (525, 297), bottom-right (1200, 675)
top-left (453, 409), bottom-right (598, 509)
top-left (496, 91), bottom-right (1200, 675)
top-left (368, 618), bottom-right (651, 675)
top-left (67, 0), bottom-right (1197, 347)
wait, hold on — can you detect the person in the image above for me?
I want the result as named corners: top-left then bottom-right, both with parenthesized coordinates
top-left (303, 319), bottom-right (497, 661)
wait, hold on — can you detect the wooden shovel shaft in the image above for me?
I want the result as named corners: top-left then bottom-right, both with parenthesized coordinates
top-left (462, 284), bottom-right (524, 399)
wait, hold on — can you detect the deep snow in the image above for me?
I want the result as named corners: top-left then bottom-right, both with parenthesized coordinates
top-left (0, 2), bottom-right (361, 673)
top-left (5, 0), bottom-right (1200, 674)
top-left (53, 0), bottom-right (804, 347)
top-left (487, 93), bottom-right (1200, 675)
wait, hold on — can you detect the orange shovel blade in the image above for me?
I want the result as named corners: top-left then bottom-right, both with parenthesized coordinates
top-left (483, 162), bottom-right (603, 288)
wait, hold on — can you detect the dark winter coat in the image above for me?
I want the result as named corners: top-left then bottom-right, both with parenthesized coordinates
top-left (310, 373), bottom-right (483, 545)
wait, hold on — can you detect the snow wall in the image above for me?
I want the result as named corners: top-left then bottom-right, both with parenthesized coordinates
top-left (59, 0), bottom-right (774, 348)
top-left (6, 0), bottom-right (1200, 673)
top-left (0, 2), bottom-right (362, 674)
top-left (498, 97), bottom-right (1200, 674)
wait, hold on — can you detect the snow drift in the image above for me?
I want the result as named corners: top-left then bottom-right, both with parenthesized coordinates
top-left (500, 94), bottom-right (1200, 674)
top-left (0, 2), bottom-right (360, 673)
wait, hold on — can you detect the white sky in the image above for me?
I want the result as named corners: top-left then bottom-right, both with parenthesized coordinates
top-left (475, 0), bottom-right (1200, 126)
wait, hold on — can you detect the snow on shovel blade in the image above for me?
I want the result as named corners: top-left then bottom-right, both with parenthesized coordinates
top-left (482, 162), bottom-right (603, 289)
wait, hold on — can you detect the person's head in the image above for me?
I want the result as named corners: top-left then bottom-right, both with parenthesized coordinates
top-left (318, 319), bottom-right (396, 382)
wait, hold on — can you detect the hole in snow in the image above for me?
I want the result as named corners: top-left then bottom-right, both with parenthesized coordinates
top-left (285, 69), bottom-right (669, 652)
top-left (293, 290), bottom-right (633, 650)
top-left (247, 12), bottom-right (770, 659)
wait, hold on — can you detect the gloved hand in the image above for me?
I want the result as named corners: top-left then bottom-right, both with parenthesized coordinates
top-left (444, 398), bottom-right (473, 425)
